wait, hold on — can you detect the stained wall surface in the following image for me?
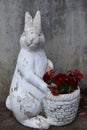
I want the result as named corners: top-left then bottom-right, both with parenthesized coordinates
top-left (0, 0), bottom-right (87, 101)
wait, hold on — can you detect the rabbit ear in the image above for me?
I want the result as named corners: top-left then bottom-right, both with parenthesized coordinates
top-left (24, 11), bottom-right (32, 31)
top-left (33, 10), bottom-right (41, 31)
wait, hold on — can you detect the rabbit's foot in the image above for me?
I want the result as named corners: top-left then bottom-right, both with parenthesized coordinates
top-left (22, 115), bottom-right (50, 129)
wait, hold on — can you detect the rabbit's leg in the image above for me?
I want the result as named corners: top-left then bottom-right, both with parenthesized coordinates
top-left (20, 96), bottom-right (42, 117)
top-left (15, 96), bottom-right (49, 129)
top-left (19, 96), bottom-right (57, 129)
top-left (22, 114), bottom-right (58, 129)
top-left (22, 115), bottom-right (50, 129)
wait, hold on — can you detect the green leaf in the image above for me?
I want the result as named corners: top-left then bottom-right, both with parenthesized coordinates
top-left (48, 78), bottom-right (54, 84)
top-left (58, 82), bottom-right (69, 94)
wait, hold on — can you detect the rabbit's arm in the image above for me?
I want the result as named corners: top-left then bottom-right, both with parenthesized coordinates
top-left (27, 73), bottom-right (49, 93)
top-left (46, 59), bottom-right (54, 72)
top-left (19, 59), bottom-right (49, 93)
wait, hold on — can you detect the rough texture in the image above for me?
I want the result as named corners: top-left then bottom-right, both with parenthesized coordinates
top-left (43, 88), bottom-right (80, 126)
top-left (0, 0), bottom-right (87, 101)
top-left (6, 10), bottom-right (55, 129)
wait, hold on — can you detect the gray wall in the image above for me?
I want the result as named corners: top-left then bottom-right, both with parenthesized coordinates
top-left (0, 0), bottom-right (87, 101)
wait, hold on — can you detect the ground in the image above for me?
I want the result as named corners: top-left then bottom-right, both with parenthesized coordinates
top-left (0, 95), bottom-right (87, 130)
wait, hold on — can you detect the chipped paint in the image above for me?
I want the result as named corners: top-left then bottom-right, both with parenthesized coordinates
top-left (14, 83), bottom-right (18, 91)
top-left (17, 96), bottom-right (22, 102)
top-left (11, 88), bottom-right (13, 92)
top-left (24, 111), bottom-right (33, 118)
top-left (18, 69), bottom-right (24, 78)
top-left (5, 10), bottom-right (57, 129)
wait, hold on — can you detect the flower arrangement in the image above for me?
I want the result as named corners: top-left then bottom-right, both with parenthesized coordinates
top-left (43, 69), bottom-right (83, 96)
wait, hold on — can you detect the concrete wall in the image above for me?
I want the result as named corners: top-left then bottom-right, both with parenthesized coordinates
top-left (0, 0), bottom-right (87, 101)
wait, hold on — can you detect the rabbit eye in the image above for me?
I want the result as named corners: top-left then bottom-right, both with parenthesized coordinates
top-left (38, 33), bottom-right (42, 36)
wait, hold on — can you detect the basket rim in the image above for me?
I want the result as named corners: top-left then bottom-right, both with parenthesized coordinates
top-left (46, 87), bottom-right (80, 101)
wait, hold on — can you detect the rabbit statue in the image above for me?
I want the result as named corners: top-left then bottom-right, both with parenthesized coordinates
top-left (6, 10), bottom-right (56, 129)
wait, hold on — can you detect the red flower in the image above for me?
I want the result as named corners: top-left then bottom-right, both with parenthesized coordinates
top-left (68, 78), bottom-right (78, 87)
top-left (73, 69), bottom-right (84, 80)
top-left (54, 73), bottom-right (66, 85)
top-left (48, 83), bottom-right (59, 96)
top-left (66, 70), bottom-right (77, 87)
top-left (66, 70), bottom-right (73, 76)
top-left (43, 70), bottom-right (54, 83)
top-left (67, 70), bottom-right (74, 78)
top-left (66, 70), bottom-right (74, 79)
top-left (48, 83), bottom-right (56, 89)
top-left (48, 69), bottom-right (54, 77)
top-left (43, 73), bottom-right (50, 83)
top-left (51, 89), bottom-right (59, 96)
top-left (43, 69), bottom-right (84, 95)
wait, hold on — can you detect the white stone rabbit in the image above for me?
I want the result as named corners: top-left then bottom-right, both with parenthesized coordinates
top-left (6, 10), bottom-right (54, 129)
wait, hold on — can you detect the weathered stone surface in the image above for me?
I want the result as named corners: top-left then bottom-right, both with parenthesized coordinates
top-left (43, 88), bottom-right (80, 126)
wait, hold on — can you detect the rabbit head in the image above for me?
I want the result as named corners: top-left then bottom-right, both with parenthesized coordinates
top-left (20, 11), bottom-right (45, 51)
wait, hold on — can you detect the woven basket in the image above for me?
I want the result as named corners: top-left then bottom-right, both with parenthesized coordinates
top-left (43, 87), bottom-right (80, 126)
